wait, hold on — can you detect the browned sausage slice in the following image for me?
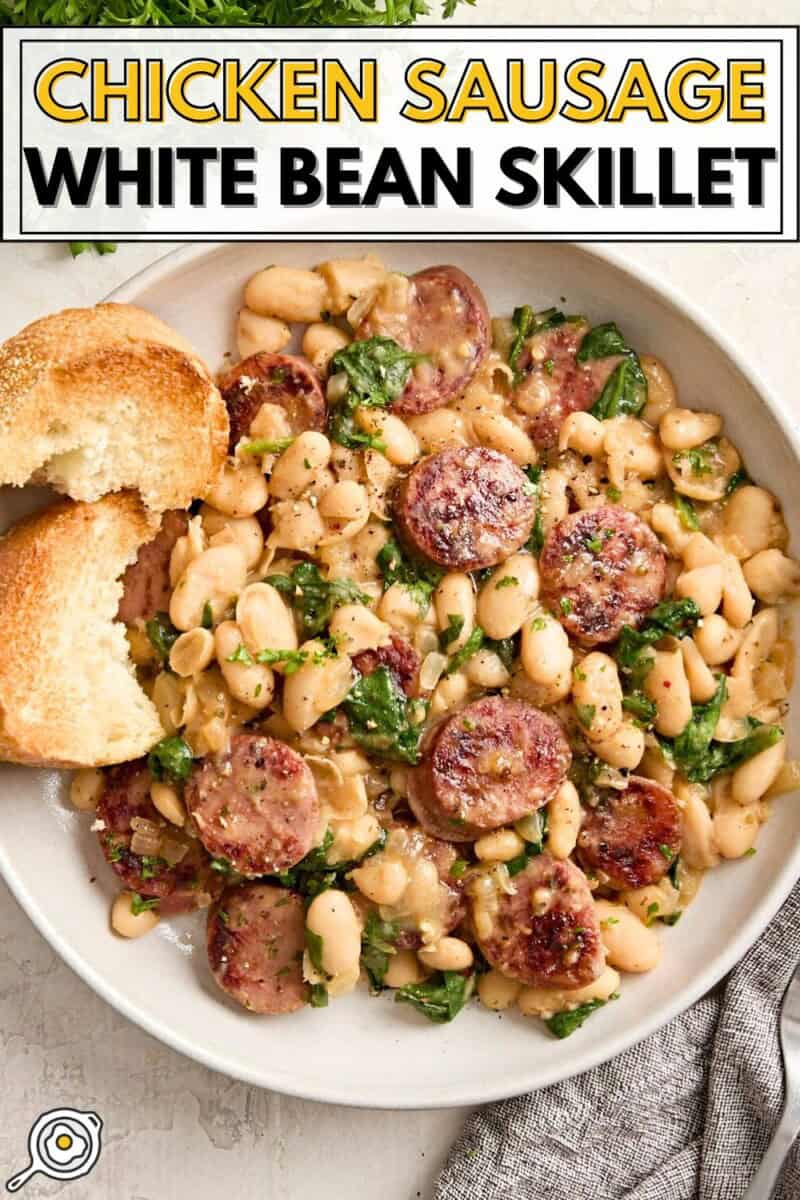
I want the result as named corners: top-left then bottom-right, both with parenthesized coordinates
top-left (407, 697), bottom-right (571, 842)
top-left (539, 505), bottom-right (667, 646)
top-left (576, 775), bottom-right (682, 891)
top-left (352, 632), bottom-right (422, 698)
top-left (394, 446), bottom-right (536, 573)
top-left (117, 509), bottom-right (188, 625)
top-left (512, 320), bottom-right (623, 449)
top-left (185, 733), bottom-right (319, 877)
top-left (473, 853), bottom-right (605, 989)
top-left (207, 884), bottom-right (308, 1014)
top-left (357, 266), bottom-right (490, 415)
top-left (219, 352), bottom-right (326, 450)
top-left (97, 759), bottom-right (218, 907)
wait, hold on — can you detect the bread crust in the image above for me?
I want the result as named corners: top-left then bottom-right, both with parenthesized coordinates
top-left (0, 493), bottom-right (166, 767)
top-left (0, 302), bottom-right (228, 512)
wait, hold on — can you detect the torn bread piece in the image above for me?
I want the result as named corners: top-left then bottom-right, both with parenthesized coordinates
top-left (0, 302), bottom-right (229, 512)
top-left (0, 493), bottom-right (167, 767)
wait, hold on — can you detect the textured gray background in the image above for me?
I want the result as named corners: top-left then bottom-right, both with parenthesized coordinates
top-left (1, 2), bottom-right (799, 1192)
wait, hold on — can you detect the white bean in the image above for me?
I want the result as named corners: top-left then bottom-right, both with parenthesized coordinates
top-left (546, 780), bottom-right (582, 859)
top-left (282, 641), bottom-right (353, 732)
top-left (622, 877), bottom-right (681, 925)
top-left (465, 649), bottom-right (510, 689)
top-left (595, 900), bottom-right (661, 973)
top-left (722, 555), bottom-right (754, 629)
top-left (470, 411), bottom-right (537, 466)
top-left (675, 563), bottom-right (724, 616)
top-left (169, 627), bottom-right (215, 677)
top-left (302, 322), bottom-right (350, 374)
top-left (435, 573), bottom-right (476, 653)
top-left (557, 411), bottom-right (605, 456)
top-left (644, 647), bottom-right (692, 738)
top-left (356, 409), bottom-right (421, 467)
top-left (268, 431), bottom-right (332, 500)
top-left (201, 506), bottom-right (264, 569)
top-left (478, 970), bottom-right (521, 1011)
top-left (572, 652), bottom-right (623, 742)
top-left (350, 858), bottom-right (409, 906)
top-left (111, 892), bottom-right (160, 938)
top-left (712, 776), bottom-right (762, 859)
top-left (318, 480), bottom-right (370, 544)
top-left (743, 549), bottom-right (800, 605)
top-left (407, 409), bottom-right (469, 453)
top-left (236, 582), bottom-right (298, 657)
top-left (731, 737), bottom-right (785, 806)
top-left (306, 889), bottom-right (361, 993)
top-left (268, 499), bottom-right (326, 553)
top-left (521, 613), bottom-right (572, 686)
top-left (674, 781), bottom-right (719, 869)
top-left (329, 604), bottom-right (392, 655)
top-left (722, 486), bottom-right (778, 558)
top-left (694, 615), bottom-right (742, 665)
top-left (206, 459), bottom-right (269, 518)
top-left (70, 768), bottom-right (104, 811)
top-left (244, 265), bottom-right (329, 323)
top-left (478, 553), bottom-right (539, 639)
top-left (150, 781), bottom-right (186, 827)
top-left (316, 254), bottom-right (386, 315)
top-left (384, 949), bottom-right (428, 988)
top-left (418, 937), bottom-right (474, 973)
top-left (236, 308), bottom-right (290, 359)
top-left (732, 608), bottom-right (779, 681)
top-left (169, 544), bottom-right (247, 632)
top-left (640, 355), bottom-right (677, 425)
top-left (659, 408), bottom-right (722, 451)
top-left (378, 583), bottom-right (429, 637)
top-left (517, 965), bottom-right (621, 1017)
top-left (215, 620), bottom-right (275, 709)
top-left (429, 671), bottom-right (470, 718)
top-left (591, 721), bottom-right (645, 770)
top-left (474, 829), bottom-right (525, 863)
top-left (680, 637), bottom-right (719, 702)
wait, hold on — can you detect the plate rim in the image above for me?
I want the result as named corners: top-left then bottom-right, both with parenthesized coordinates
top-left (2, 239), bottom-right (799, 1108)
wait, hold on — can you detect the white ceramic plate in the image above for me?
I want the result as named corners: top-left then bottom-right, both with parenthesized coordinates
top-left (1, 242), bottom-right (798, 1109)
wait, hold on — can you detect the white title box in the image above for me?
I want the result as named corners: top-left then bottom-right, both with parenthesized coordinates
top-left (2, 26), bottom-right (797, 241)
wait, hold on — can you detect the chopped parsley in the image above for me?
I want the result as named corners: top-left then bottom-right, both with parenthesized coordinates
top-left (304, 927), bottom-right (328, 977)
top-left (450, 858), bottom-right (469, 879)
top-left (439, 614), bottom-right (465, 649)
top-left (673, 446), bottom-right (713, 477)
top-left (130, 893), bottom-right (159, 916)
top-left (395, 970), bottom-right (475, 1024)
top-left (147, 735), bottom-right (193, 783)
top-left (201, 601), bottom-right (214, 630)
top-left (495, 576), bottom-right (519, 590)
top-left (144, 612), bottom-right (179, 663)
top-left (309, 984), bottom-right (328, 1008)
top-left (523, 465), bottom-right (545, 555)
top-left (240, 436), bottom-right (295, 456)
top-left (139, 855), bottom-right (167, 880)
top-left (226, 643), bottom-right (255, 666)
top-left (255, 647), bottom-right (308, 675)
top-left (575, 703), bottom-right (596, 730)
top-left (726, 468), bottom-right (751, 495)
top-left (674, 494), bottom-right (700, 531)
top-left (559, 597), bottom-right (573, 616)
top-left (446, 626), bottom-right (485, 675)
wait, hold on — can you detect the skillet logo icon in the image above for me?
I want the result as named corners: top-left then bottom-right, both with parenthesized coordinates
top-left (5, 1108), bottom-right (103, 1192)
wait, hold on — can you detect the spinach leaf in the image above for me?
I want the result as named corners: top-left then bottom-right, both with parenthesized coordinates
top-left (273, 828), bottom-right (386, 897)
top-left (145, 612), bottom-right (179, 663)
top-left (545, 998), bottom-right (609, 1039)
top-left (446, 626), bottom-right (485, 675)
top-left (507, 306), bottom-right (568, 382)
top-left (439, 614), bottom-right (465, 649)
top-left (523, 465), bottom-right (545, 555)
top-left (343, 665), bottom-right (426, 764)
top-left (674, 494), bottom-right (700, 531)
top-left (395, 970), bottom-right (475, 1024)
top-left (506, 810), bottom-right (548, 875)
top-left (147, 735), bottom-right (193, 783)
top-left (577, 321), bottom-right (647, 420)
top-left (663, 677), bottom-right (783, 783)
top-left (622, 692), bottom-right (657, 725)
top-left (377, 538), bottom-right (443, 612)
top-left (305, 927), bottom-right (327, 977)
top-left (726, 468), bottom-right (752, 495)
top-left (484, 635), bottom-right (516, 671)
top-left (309, 984), bottom-right (328, 1008)
top-left (328, 336), bottom-right (426, 451)
top-left (360, 910), bottom-right (400, 991)
top-left (616, 599), bottom-right (701, 676)
top-left (266, 562), bottom-right (370, 638)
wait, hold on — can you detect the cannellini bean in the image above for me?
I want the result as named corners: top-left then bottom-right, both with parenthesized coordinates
top-left (282, 641), bottom-right (353, 732)
top-left (418, 937), bottom-right (474, 973)
top-left (206, 458), bottom-right (269, 518)
top-left (302, 322), bottom-right (350, 374)
top-left (249, 401), bottom-right (293, 444)
top-left (150, 781), bottom-right (186, 827)
top-left (721, 555), bottom-right (754, 629)
top-left (244, 265), bottom-right (329, 323)
top-left (170, 544), bottom-right (247, 632)
top-left (435, 572), bottom-right (476, 653)
top-left (350, 858), bottom-right (409, 906)
top-left (640, 355), bottom-right (677, 425)
top-left (402, 857), bottom-right (442, 916)
top-left (650, 501), bottom-right (692, 557)
top-left (236, 582), bottom-right (298, 657)
top-left (478, 970), bottom-right (521, 1011)
top-left (558, 411), bottom-right (605, 456)
top-left (510, 662), bottom-right (572, 708)
top-left (694, 615), bottom-right (742, 665)
top-left (328, 814), bottom-right (381, 864)
top-left (201, 506), bottom-right (264, 569)
top-left (676, 781), bottom-right (719, 869)
top-left (407, 409), bottom-right (469, 453)
top-left (622, 877), bottom-right (681, 925)
top-left (604, 416), bottom-right (664, 484)
top-left (306, 889), bottom-right (361, 992)
top-left (521, 612), bottom-right (572, 686)
top-left (517, 966), bottom-right (621, 1017)
top-left (712, 776), bottom-right (762, 859)
top-left (384, 949), bottom-right (428, 989)
top-left (538, 468), bottom-right (569, 535)
top-left (356, 409), bottom-right (421, 467)
top-left (429, 671), bottom-right (470, 718)
top-left (470, 411), bottom-right (537, 466)
top-left (595, 900), bottom-right (661, 973)
top-left (722, 486), bottom-right (778, 559)
top-left (682, 532), bottom-right (724, 569)
top-left (317, 254), bottom-right (386, 314)
top-left (743, 549), bottom-right (800, 604)
top-left (572, 652), bottom-right (623, 743)
top-left (465, 649), bottom-right (510, 689)
top-left (329, 604), bottom-right (392, 655)
top-left (666, 437), bottom-right (740, 503)
top-left (268, 432), bottom-right (332, 500)
top-left (236, 308), bottom-right (291, 359)
top-left (675, 563), bottom-right (724, 616)
top-left (318, 480), bottom-right (370, 543)
top-left (680, 637), bottom-right (719, 702)
top-left (547, 780), bottom-right (582, 860)
top-left (644, 647), bottom-right (692, 737)
top-left (169, 627), bottom-right (215, 677)
top-left (268, 499), bottom-right (326, 554)
top-left (215, 620), bottom-right (275, 709)
top-left (732, 608), bottom-right (779, 680)
top-left (70, 768), bottom-right (104, 811)
top-left (378, 583), bottom-right (428, 637)
top-left (659, 408), bottom-right (722, 451)
top-left (478, 553), bottom-right (539, 639)
top-left (591, 721), bottom-right (645, 770)
top-left (474, 829), bottom-right (525, 863)
top-left (638, 744), bottom-right (675, 789)
top-left (111, 892), bottom-right (160, 938)
top-left (732, 737), bottom-right (785, 806)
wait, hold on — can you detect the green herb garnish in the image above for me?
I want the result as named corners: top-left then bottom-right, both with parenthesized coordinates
top-left (130, 893), bottom-right (159, 916)
top-left (395, 970), bottom-right (475, 1024)
top-left (147, 735), bottom-right (193, 783)
top-left (343, 665), bottom-right (425, 764)
top-left (145, 611), bottom-right (179, 663)
top-left (266, 561), bottom-right (369, 638)
top-left (377, 538), bottom-right (443, 613)
top-left (328, 336), bottom-right (425, 450)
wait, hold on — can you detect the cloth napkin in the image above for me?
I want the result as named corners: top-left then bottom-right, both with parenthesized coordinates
top-left (436, 881), bottom-right (800, 1200)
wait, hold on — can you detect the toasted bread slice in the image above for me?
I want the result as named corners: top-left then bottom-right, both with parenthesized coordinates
top-left (0, 493), bottom-right (166, 767)
top-left (0, 302), bottom-right (228, 512)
